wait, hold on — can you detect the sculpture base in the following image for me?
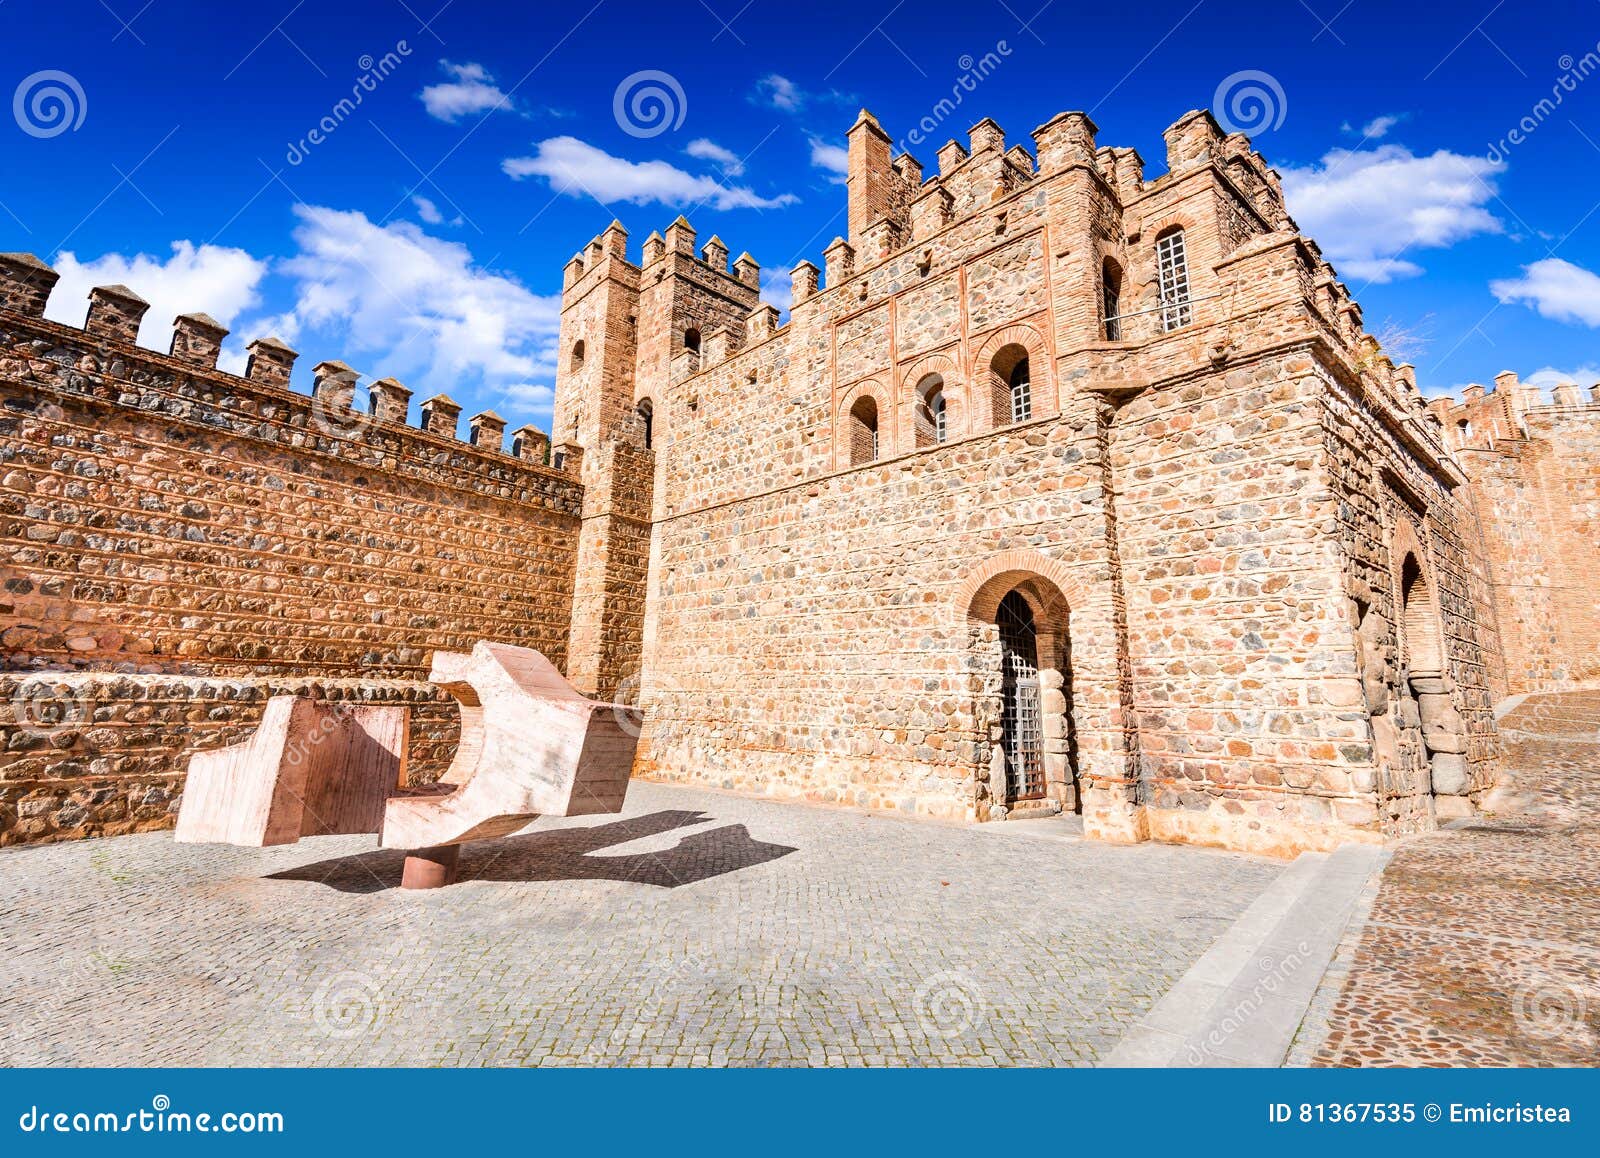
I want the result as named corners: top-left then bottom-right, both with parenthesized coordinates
top-left (401, 844), bottom-right (460, 890)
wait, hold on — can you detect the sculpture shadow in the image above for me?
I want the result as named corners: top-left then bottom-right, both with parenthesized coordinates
top-left (268, 809), bottom-right (798, 894)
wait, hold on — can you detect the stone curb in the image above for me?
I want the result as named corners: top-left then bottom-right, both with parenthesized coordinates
top-left (1101, 842), bottom-right (1388, 1067)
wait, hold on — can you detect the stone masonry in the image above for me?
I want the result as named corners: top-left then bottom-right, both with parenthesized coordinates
top-left (2, 101), bottom-right (1596, 857)
top-left (0, 261), bottom-right (585, 844)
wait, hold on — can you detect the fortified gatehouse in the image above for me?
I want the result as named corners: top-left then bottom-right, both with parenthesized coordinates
top-left (3, 103), bottom-right (1597, 857)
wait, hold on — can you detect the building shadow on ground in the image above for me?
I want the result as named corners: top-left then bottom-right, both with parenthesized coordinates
top-left (268, 809), bottom-right (797, 894)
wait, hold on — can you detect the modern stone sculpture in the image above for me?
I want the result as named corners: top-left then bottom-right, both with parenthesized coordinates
top-left (382, 642), bottom-right (637, 886)
top-left (172, 642), bottom-right (637, 887)
top-left (175, 697), bottom-right (407, 847)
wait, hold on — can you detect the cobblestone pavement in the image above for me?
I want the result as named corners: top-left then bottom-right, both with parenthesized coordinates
top-left (1, 783), bottom-right (1280, 1067)
top-left (1311, 691), bottom-right (1600, 1066)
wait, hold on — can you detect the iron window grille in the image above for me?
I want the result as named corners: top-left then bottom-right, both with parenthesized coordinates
top-left (1156, 230), bottom-right (1193, 331)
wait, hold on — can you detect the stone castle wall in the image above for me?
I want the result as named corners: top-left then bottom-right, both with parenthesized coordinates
top-left (606, 107), bottom-right (1497, 856)
top-left (3, 98), bottom-right (1592, 858)
top-left (0, 269), bottom-right (584, 844)
top-left (1432, 377), bottom-right (1600, 694)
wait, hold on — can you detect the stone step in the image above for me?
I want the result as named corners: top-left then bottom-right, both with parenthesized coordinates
top-left (1102, 841), bottom-right (1387, 1067)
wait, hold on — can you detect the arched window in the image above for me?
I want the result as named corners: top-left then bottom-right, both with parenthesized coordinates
top-left (848, 395), bottom-right (879, 465)
top-left (1009, 360), bottom-right (1031, 423)
top-left (1155, 228), bottom-right (1192, 331)
top-left (988, 343), bottom-right (1033, 427)
top-left (570, 340), bottom-right (586, 371)
top-left (914, 374), bottom-right (949, 447)
top-left (683, 327), bottom-right (701, 354)
top-left (637, 398), bottom-right (654, 450)
top-left (1102, 257), bottom-right (1123, 341)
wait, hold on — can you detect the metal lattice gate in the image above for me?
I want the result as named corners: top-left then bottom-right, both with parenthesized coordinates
top-left (997, 591), bottom-right (1045, 802)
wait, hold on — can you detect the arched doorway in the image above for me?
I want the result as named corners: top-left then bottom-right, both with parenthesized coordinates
top-left (1399, 553), bottom-right (1444, 677)
top-left (961, 559), bottom-right (1082, 818)
top-left (996, 590), bottom-right (1045, 802)
top-left (1396, 545), bottom-right (1469, 806)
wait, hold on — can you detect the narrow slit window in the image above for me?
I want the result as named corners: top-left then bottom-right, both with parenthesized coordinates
top-left (1102, 258), bottom-right (1122, 341)
top-left (915, 375), bottom-right (948, 447)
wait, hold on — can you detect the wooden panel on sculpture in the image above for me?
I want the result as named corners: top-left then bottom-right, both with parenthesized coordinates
top-left (380, 641), bottom-right (637, 850)
top-left (174, 698), bottom-right (407, 847)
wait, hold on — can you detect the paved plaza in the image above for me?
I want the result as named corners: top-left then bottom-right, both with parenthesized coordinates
top-left (7, 689), bottom-right (1596, 1068)
top-left (2, 783), bottom-right (1281, 1067)
top-left (1306, 691), bottom-right (1600, 1067)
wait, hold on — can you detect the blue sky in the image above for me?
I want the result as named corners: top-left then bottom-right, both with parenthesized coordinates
top-left (2, 0), bottom-right (1598, 432)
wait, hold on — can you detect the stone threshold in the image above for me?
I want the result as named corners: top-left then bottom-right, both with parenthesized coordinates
top-left (970, 812), bottom-right (1084, 843)
top-left (1101, 841), bottom-right (1389, 1067)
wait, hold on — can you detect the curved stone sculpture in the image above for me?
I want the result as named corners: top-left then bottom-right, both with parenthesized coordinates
top-left (380, 642), bottom-right (637, 883)
top-left (175, 697), bottom-right (407, 847)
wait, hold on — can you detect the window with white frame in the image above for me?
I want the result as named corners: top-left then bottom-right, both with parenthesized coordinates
top-left (848, 395), bottom-right (880, 466)
top-left (1156, 229), bottom-right (1192, 331)
top-left (1009, 357), bottom-right (1032, 423)
top-left (916, 375), bottom-right (949, 447)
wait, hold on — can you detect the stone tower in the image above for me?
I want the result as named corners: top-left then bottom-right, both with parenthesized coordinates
top-left (552, 214), bottom-right (762, 699)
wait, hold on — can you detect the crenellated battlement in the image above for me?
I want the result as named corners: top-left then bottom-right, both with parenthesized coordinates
top-left (560, 216), bottom-right (762, 302)
top-left (0, 252), bottom-right (579, 485)
top-left (0, 272), bottom-right (591, 784)
top-left (633, 102), bottom-right (1454, 484)
top-left (1428, 369), bottom-right (1600, 453)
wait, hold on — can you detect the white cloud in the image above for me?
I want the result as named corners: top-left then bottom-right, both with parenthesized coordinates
top-left (502, 136), bottom-right (798, 211)
top-left (499, 382), bottom-right (555, 407)
top-left (46, 241), bottom-right (268, 355)
top-left (272, 205), bottom-right (562, 419)
top-left (1349, 114), bottom-right (1403, 139)
top-left (419, 60), bottom-right (513, 123)
top-left (686, 138), bottom-right (744, 177)
top-left (1280, 144), bottom-right (1504, 283)
top-left (1524, 364), bottom-right (1600, 388)
top-left (1490, 258), bottom-right (1600, 328)
top-left (809, 136), bottom-right (848, 183)
top-left (760, 268), bottom-right (793, 314)
top-left (754, 74), bottom-right (804, 112)
top-left (411, 194), bottom-right (462, 227)
top-left (750, 74), bottom-right (853, 114)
